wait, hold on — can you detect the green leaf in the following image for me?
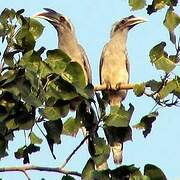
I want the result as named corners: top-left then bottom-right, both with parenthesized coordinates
top-left (62, 117), bottom-right (81, 137)
top-left (3, 51), bottom-right (16, 67)
top-left (1, 8), bottom-right (16, 21)
top-left (43, 119), bottom-right (63, 144)
top-left (154, 56), bottom-right (176, 73)
top-left (46, 49), bottom-right (71, 75)
top-left (105, 104), bottom-right (134, 127)
top-left (0, 138), bottom-right (8, 159)
top-left (149, 42), bottom-right (166, 63)
top-left (146, 0), bottom-right (178, 15)
top-left (29, 132), bottom-right (43, 144)
top-left (129, 0), bottom-right (146, 10)
top-left (15, 28), bottom-right (35, 51)
top-left (133, 83), bottom-right (145, 97)
top-left (46, 77), bottom-right (78, 101)
top-left (133, 112), bottom-right (158, 137)
top-left (14, 146), bottom-right (25, 159)
top-left (20, 50), bottom-right (42, 73)
top-left (158, 79), bottom-right (178, 99)
top-left (29, 18), bottom-right (44, 40)
top-left (23, 92), bottom-right (44, 107)
top-left (16, 9), bottom-right (25, 15)
top-left (169, 54), bottom-right (179, 63)
top-left (93, 170), bottom-right (110, 180)
top-left (26, 144), bottom-right (40, 154)
top-left (91, 137), bottom-right (110, 166)
top-left (16, 77), bottom-right (31, 99)
top-left (149, 42), bottom-right (176, 73)
top-left (164, 9), bottom-right (180, 32)
top-left (146, 80), bottom-right (162, 92)
top-left (18, 118), bottom-right (35, 130)
top-left (62, 62), bottom-right (86, 89)
top-left (82, 159), bottom-right (95, 180)
top-left (61, 175), bottom-right (75, 180)
top-left (0, 23), bottom-right (5, 37)
top-left (41, 107), bottom-right (62, 120)
top-left (15, 144), bottom-right (40, 164)
top-left (130, 175), bottom-right (150, 180)
top-left (6, 120), bottom-right (18, 130)
top-left (144, 164), bottom-right (167, 180)
top-left (39, 61), bottom-right (52, 78)
top-left (173, 76), bottom-right (180, 98)
top-left (111, 165), bottom-right (141, 180)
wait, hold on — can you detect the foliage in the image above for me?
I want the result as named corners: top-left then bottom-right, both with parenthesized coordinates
top-left (0, 1), bottom-right (179, 179)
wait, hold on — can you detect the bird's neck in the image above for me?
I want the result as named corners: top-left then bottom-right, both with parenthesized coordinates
top-left (112, 29), bottom-right (128, 49)
top-left (57, 30), bottom-right (78, 50)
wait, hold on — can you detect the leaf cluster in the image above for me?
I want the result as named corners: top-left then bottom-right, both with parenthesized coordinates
top-left (0, 3), bottom-right (179, 179)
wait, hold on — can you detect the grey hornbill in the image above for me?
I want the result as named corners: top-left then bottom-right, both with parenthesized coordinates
top-left (34, 8), bottom-right (92, 111)
top-left (34, 9), bottom-right (106, 169)
top-left (100, 15), bottom-right (146, 164)
top-left (34, 8), bottom-right (92, 85)
top-left (34, 9), bottom-right (93, 132)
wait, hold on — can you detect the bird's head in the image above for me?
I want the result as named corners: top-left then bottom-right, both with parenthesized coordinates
top-left (111, 15), bottom-right (147, 37)
top-left (33, 8), bottom-right (74, 33)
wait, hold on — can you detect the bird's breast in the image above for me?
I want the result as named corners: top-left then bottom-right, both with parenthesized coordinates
top-left (101, 49), bottom-right (129, 85)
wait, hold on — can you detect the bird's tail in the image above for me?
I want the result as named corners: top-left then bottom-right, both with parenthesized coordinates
top-left (109, 93), bottom-right (122, 107)
top-left (111, 142), bottom-right (123, 164)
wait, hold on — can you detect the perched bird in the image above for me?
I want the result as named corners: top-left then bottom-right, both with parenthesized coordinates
top-left (34, 8), bottom-right (92, 85)
top-left (34, 9), bottom-right (93, 138)
top-left (100, 15), bottom-right (146, 163)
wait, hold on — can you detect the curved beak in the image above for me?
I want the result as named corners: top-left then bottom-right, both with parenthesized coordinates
top-left (32, 8), bottom-right (59, 24)
top-left (126, 16), bottom-right (147, 27)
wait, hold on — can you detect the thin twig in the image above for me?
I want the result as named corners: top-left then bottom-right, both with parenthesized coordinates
top-left (22, 170), bottom-right (31, 180)
top-left (60, 135), bottom-right (89, 169)
top-left (0, 165), bottom-right (81, 178)
top-left (35, 122), bottom-right (46, 138)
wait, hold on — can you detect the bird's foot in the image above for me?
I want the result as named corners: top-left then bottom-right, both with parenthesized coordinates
top-left (106, 82), bottom-right (112, 90)
top-left (115, 83), bottom-right (122, 90)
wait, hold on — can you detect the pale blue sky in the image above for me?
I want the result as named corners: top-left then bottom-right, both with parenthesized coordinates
top-left (0, 1), bottom-right (180, 180)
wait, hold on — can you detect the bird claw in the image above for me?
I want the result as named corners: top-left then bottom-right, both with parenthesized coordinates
top-left (106, 82), bottom-right (112, 90)
top-left (115, 83), bottom-right (121, 90)
top-left (105, 83), bottom-right (122, 90)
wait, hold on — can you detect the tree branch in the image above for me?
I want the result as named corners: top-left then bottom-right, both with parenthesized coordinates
top-left (94, 83), bottom-right (137, 91)
top-left (60, 135), bottom-right (89, 169)
top-left (0, 165), bottom-right (81, 178)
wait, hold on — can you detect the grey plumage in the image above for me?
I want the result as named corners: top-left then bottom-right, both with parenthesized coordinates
top-left (34, 8), bottom-right (92, 85)
top-left (100, 15), bottom-right (146, 163)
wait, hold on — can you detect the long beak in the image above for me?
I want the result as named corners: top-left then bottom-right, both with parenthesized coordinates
top-left (32, 8), bottom-right (59, 24)
top-left (32, 11), bottom-right (54, 22)
top-left (127, 17), bottom-right (147, 26)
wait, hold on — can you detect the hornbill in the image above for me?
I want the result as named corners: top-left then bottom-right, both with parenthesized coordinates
top-left (34, 8), bottom-right (92, 85)
top-left (100, 15), bottom-right (146, 164)
top-left (34, 8), bottom-right (93, 113)
top-left (34, 9), bottom-right (101, 166)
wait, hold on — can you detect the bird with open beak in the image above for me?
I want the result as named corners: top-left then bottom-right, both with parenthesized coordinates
top-left (33, 8), bottom-right (92, 85)
top-left (100, 15), bottom-right (147, 164)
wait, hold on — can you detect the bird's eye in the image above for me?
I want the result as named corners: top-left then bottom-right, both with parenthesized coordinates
top-left (121, 20), bottom-right (126, 24)
top-left (129, 15), bottom-right (135, 19)
top-left (59, 16), bottom-right (65, 22)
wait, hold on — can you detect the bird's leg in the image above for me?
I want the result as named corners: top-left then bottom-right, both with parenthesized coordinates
top-left (115, 82), bottom-right (122, 90)
top-left (105, 82), bottom-right (112, 90)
